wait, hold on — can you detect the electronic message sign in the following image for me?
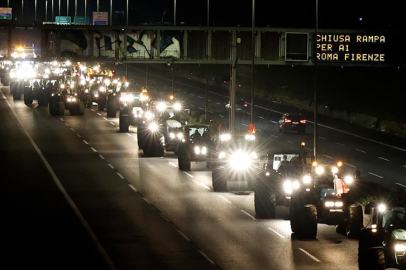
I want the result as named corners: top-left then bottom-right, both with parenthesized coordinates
top-left (315, 33), bottom-right (404, 64)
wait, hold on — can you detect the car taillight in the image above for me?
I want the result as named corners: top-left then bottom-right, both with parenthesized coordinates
top-left (300, 120), bottom-right (307, 124)
top-left (284, 119), bottom-right (291, 123)
top-left (244, 103), bottom-right (248, 107)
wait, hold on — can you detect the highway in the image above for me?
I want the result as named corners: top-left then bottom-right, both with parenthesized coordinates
top-left (2, 64), bottom-right (406, 270)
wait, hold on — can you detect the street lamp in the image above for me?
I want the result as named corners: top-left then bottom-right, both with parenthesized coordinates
top-left (314, 0), bottom-right (319, 160)
top-left (250, 0), bottom-right (255, 124)
top-left (173, 0), bottom-right (176, 26)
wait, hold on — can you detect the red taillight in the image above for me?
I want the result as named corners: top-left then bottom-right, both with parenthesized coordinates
top-left (284, 119), bottom-right (291, 123)
top-left (244, 103), bottom-right (248, 107)
top-left (300, 119), bottom-right (307, 124)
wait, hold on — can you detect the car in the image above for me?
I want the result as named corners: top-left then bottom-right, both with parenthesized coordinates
top-left (278, 113), bottom-right (306, 134)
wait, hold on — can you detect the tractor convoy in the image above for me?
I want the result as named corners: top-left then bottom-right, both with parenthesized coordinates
top-left (3, 58), bottom-right (405, 270)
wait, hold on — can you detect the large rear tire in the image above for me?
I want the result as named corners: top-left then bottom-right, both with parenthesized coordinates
top-left (57, 102), bottom-right (65, 116)
top-left (119, 115), bottom-right (130, 133)
top-left (290, 199), bottom-right (317, 238)
top-left (212, 169), bottom-right (227, 191)
top-left (346, 204), bottom-right (363, 238)
top-left (254, 191), bottom-right (276, 219)
top-left (98, 96), bottom-right (106, 111)
top-left (143, 138), bottom-right (164, 157)
top-left (24, 88), bottom-right (33, 105)
top-left (106, 95), bottom-right (116, 118)
top-left (76, 101), bottom-right (85, 116)
top-left (178, 153), bottom-right (191, 171)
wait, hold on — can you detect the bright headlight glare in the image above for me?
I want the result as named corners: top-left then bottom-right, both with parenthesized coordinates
top-left (335, 201), bottom-right (343, 207)
top-left (302, 175), bottom-right (311, 184)
top-left (67, 97), bottom-right (72, 102)
top-left (220, 133), bottom-right (231, 141)
top-left (194, 146), bottom-right (201, 154)
top-left (140, 94), bottom-right (149, 101)
top-left (95, 93), bottom-right (99, 98)
top-left (315, 166), bottom-right (324, 175)
top-left (145, 111), bottom-right (154, 119)
top-left (169, 132), bottom-right (175, 139)
top-left (85, 89), bottom-right (89, 93)
top-left (250, 152), bottom-right (258, 159)
top-left (219, 152), bottom-right (226, 159)
top-left (100, 86), bottom-right (105, 92)
top-left (395, 244), bottom-right (406, 252)
top-left (173, 102), bottom-right (182, 111)
top-left (201, 147), bottom-right (207, 155)
top-left (176, 133), bottom-right (183, 139)
top-left (292, 180), bottom-right (300, 190)
top-left (149, 123), bottom-right (159, 132)
top-left (283, 181), bottom-right (293, 194)
top-left (245, 134), bottom-right (255, 141)
top-left (378, 204), bottom-right (386, 213)
top-left (332, 167), bottom-right (339, 174)
top-left (157, 102), bottom-right (166, 111)
top-left (325, 201), bottom-right (335, 207)
top-left (229, 150), bottom-right (251, 170)
top-left (344, 175), bottom-right (354, 184)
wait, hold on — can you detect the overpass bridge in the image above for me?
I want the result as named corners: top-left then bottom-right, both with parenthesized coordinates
top-left (1, 24), bottom-right (405, 68)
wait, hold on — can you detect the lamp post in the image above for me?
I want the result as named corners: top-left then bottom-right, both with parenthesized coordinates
top-left (314, 0), bottom-right (319, 160)
top-left (173, 0), bottom-right (176, 26)
top-left (45, 0), bottom-right (48, 21)
top-left (250, 0), bottom-right (255, 124)
top-left (35, 0), bottom-right (37, 22)
top-left (97, 0), bottom-right (99, 12)
top-left (110, 0), bottom-right (112, 25)
top-left (22, 0), bottom-right (24, 22)
top-left (67, 0), bottom-right (69, 16)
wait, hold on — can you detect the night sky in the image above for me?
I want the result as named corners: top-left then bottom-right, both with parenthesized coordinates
top-left (0, 0), bottom-right (403, 29)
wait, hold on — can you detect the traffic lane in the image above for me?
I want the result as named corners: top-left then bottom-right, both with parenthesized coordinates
top-left (61, 108), bottom-right (359, 270)
top-left (8, 94), bottom-right (221, 270)
top-left (0, 88), bottom-right (112, 270)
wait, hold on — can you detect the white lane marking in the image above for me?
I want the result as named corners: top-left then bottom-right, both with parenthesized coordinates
top-left (404, 165), bottom-right (406, 168)
top-left (396, 183), bottom-right (406, 188)
top-left (177, 230), bottom-right (190, 241)
top-left (299, 248), bottom-right (321, 263)
top-left (126, 133), bottom-right (132, 136)
top-left (183, 172), bottom-right (194, 178)
top-left (168, 162), bottom-right (178, 168)
top-left (190, 103), bottom-right (195, 106)
top-left (305, 147), bottom-right (312, 151)
top-left (65, 122), bottom-right (69, 126)
top-left (190, 93), bottom-right (195, 96)
top-left (242, 124), bottom-right (248, 126)
top-left (345, 163), bottom-right (355, 168)
top-left (323, 154), bottom-right (333, 159)
top-left (76, 134), bottom-right (81, 138)
top-left (216, 102), bottom-right (220, 105)
top-left (83, 140), bottom-right (89, 144)
top-left (60, 118), bottom-right (64, 121)
top-left (70, 128), bottom-right (75, 132)
top-left (267, 227), bottom-right (285, 238)
top-left (117, 172), bottom-right (125, 179)
top-left (0, 91), bottom-right (116, 270)
top-left (241, 210), bottom-right (256, 220)
top-left (287, 141), bottom-right (293, 144)
top-left (198, 182), bottom-right (211, 190)
top-left (91, 109), bottom-right (95, 111)
top-left (219, 115), bottom-right (224, 117)
top-left (270, 120), bottom-right (278, 124)
top-left (199, 250), bottom-right (215, 265)
top-left (109, 122), bottom-right (115, 126)
top-left (208, 99), bottom-right (211, 101)
top-left (108, 164), bottom-right (114, 169)
top-left (143, 197), bottom-right (151, 205)
top-left (356, 149), bottom-right (366, 153)
top-left (208, 110), bottom-right (213, 113)
top-left (197, 96), bottom-right (203, 98)
top-left (379, 157), bottom-right (390, 161)
top-left (219, 195), bottom-right (232, 204)
top-left (258, 116), bottom-right (265, 119)
top-left (319, 136), bottom-right (326, 140)
top-left (271, 134), bottom-right (277, 138)
top-left (99, 155), bottom-right (105, 160)
top-left (183, 91), bottom-right (187, 93)
top-left (90, 147), bottom-right (97, 152)
top-left (103, 117), bottom-right (108, 120)
top-left (198, 107), bottom-right (203, 110)
top-left (336, 142), bottom-right (345, 146)
top-left (97, 113), bottom-right (101, 116)
top-left (368, 172), bottom-right (383, 178)
top-left (159, 212), bottom-right (169, 221)
top-left (128, 184), bottom-right (137, 192)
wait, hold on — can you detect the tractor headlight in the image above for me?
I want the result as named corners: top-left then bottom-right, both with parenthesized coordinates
top-left (149, 123), bottom-right (159, 132)
top-left (332, 166), bottom-right (339, 174)
top-left (156, 102), bottom-right (166, 111)
top-left (325, 201), bottom-right (343, 208)
top-left (85, 89), bottom-right (89, 93)
top-left (344, 175), bottom-right (354, 185)
top-left (176, 133), bottom-right (183, 139)
top-left (284, 180), bottom-right (300, 194)
top-left (99, 86), bottom-right (106, 92)
top-left (194, 146), bottom-right (207, 155)
top-left (395, 244), bottom-right (406, 252)
top-left (173, 102), bottom-right (182, 111)
top-left (229, 150), bottom-right (252, 170)
top-left (315, 166), bottom-right (324, 175)
top-left (95, 93), bottom-right (99, 98)
top-left (140, 94), bottom-right (149, 101)
top-left (218, 151), bottom-right (226, 159)
top-left (145, 111), bottom-right (154, 120)
top-left (220, 133), bottom-right (231, 141)
top-left (245, 134), bottom-right (255, 141)
top-left (302, 175), bottom-right (311, 184)
top-left (169, 132), bottom-right (175, 139)
top-left (378, 204), bottom-right (387, 213)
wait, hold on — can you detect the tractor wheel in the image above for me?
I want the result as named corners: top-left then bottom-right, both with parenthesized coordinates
top-left (137, 126), bottom-right (147, 149)
top-left (76, 101), bottom-right (85, 116)
top-left (98, 96), bottom-right (106, 111)
top-left (178, 152), bottom-right (191, 171)
top-left (13, 88), bottom-right (21, 100)
top-left (346, 204), bottom-right (363, 238)
top-left (290, 200), bottom-right (317, 238)
top-left (24, 88), bottom-right (33, 105)
top-left (254, 190), bottom-right (276, 219)
top-left (212, 169), bottom-right (227, 191)
top-left (57, 102), bottom-right (65, 116)
top-left (107, 96), bottom-right (116, 118)
top-left (85, 96), bottom-right (92, 108)
top-left (49, 100), bottom-right (57, 116)
top-left (119, 115), bottom-right (129, 133)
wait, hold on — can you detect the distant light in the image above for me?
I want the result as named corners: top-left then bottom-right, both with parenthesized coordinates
top-left (358, 17), bottom-right (363, 22)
